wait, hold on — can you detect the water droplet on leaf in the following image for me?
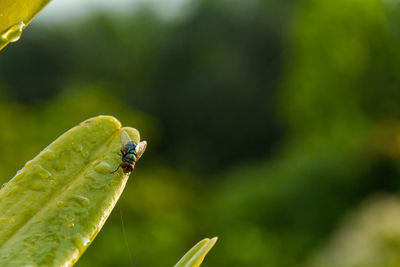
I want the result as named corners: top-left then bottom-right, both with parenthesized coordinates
top-left (35, 165), bottom-right (51, 179)
top-left (84, 171), bottom-right (95, 180)
top-left (25, 160), bottom-right (33, 167)
top-left (73, 235), bottom-right (91, 252)
top-left (1, 22), bottom-right (25, 42)
top-left (29, 181), bottom-right (46, 191)
top-left (72, 143), bottom-right (83, 153)
top-left (71, 195), bottom-right (90, 207)
top-left (41, 149), bottom-right (55, 160)
top-left (94, 161), bottom-right (111, 174)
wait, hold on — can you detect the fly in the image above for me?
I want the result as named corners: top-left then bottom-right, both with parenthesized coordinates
top-left (111, 131), bottom-right (147, 174)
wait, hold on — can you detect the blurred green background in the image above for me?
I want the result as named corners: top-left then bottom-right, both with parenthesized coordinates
top-left (2, 0), bottom-right (400, 266)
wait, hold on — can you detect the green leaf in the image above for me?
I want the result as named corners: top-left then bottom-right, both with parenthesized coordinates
top-left (175, 237), bottom-right (218, 267)
top-left (0, 0), bottom-right (52, 50)
top-left (0, 115), bottom-right (144, 266)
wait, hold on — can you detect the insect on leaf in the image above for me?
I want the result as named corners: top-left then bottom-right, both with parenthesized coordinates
top-left (0, 116), bottom-right (144, 266)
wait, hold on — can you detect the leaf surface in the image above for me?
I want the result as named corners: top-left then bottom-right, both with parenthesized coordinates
top-left (0, 0), bottom-right (52, 50)
top-left (175, 237), bottom-right (218, 267)
top-left (0, 115), bottom-right (142, 266)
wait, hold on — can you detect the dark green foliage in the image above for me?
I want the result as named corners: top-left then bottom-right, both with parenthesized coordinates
top-left (0, 0), bottom-right (291, 175)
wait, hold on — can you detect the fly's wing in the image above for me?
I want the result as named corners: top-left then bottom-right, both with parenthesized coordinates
top-left (120, 130), bottom-right (132, 154)
top-left (135, 141), bottom-right (147, 161)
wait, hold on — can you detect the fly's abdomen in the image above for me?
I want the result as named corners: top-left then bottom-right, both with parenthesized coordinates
top-left (123, 150), bottom-right (137, 164)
